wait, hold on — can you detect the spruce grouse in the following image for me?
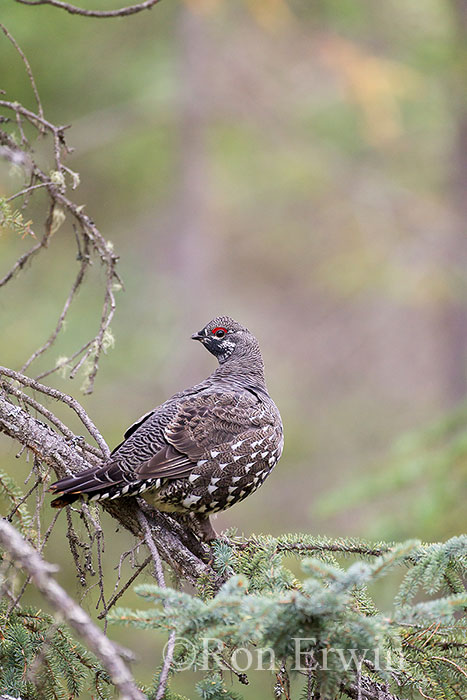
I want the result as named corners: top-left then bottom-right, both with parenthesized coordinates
top-left (50, 316), bottom-right (284, 540)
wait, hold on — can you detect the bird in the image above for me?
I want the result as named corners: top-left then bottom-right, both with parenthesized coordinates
top-left (49, 316), bottom-right (284, 541)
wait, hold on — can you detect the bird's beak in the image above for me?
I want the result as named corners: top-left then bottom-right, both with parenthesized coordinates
top-left (191, 332), bottom-right (203, 341)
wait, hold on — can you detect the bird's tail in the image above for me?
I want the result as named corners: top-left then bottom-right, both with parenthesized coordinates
top-left (50, 493), bottom-right (81, 508)
top-left (49, 465), bottom-right (119, 508)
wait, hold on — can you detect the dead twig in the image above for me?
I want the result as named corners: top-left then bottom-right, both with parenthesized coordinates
top-left (20, 234), bottom-right (91, 374)
top-left (0, 104), bottom-right (120, 390)
top-left (1, 378), bottom-right (102, 461)
top-left (97, 555), bottom-right (151, 620)
top-left (0, 366), bottom-right (109, 457)
top-left (0, 24), bottom-right (44, 127)
top-left (137, 510), bottom-right (175, 700)
top-left (14, 0), bottom-right (162, 19)
top-left (0, 226), bottom-right (52, 288)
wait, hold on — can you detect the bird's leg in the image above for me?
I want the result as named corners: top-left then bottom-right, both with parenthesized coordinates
top-left (192, 514), bottom-right (218, 542)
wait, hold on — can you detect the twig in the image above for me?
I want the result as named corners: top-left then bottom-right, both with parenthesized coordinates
top-left (114, 539), bottom-right (145, 581)
top-left (83, 264), bottom-right (116, 395)
top-left (97, 555), bottom-right (151, 619)
top-left (1, 378), bottom-right (102, 461)
top-left (5, 476), bottom-right (41, 522)
top-left (0, 119), bottom-right (121, 389)
top-left (0, 227), bottom-right (51, 288)
top-left (6, 182), bottom-right (48, 201)
top-left (137, 510), bottom-right (166, 587)
top-left (274, 540), bottom-right (390, 557)
top-left (20, 236), bottom-right (91, 373)
top-left (65, 507), bottom-right (91, 586)
top-left (0, 472), bottom-right (31, 532)
top-left (137, 510), bottom-right (175, 700)
top-left (0, 519), bottom-right (146, 700)
top-left (14, 0), bottom-right (162, 19)
top-left (0, 100), bottom-right (69, 147)
top-left (0, 366), bottom-right (109, 457)
top-left (431, 656), bottom-right (467, 679)
top-left (0, 24), bottom-right (44, 127)
top-left (80, 502), bottom-right (106, 614)
top-left (69, 345), bottom-right (93, 378)
top-left (5, 575), bottom-right (31, 619)
top-left (36, 339), bottom-right (94, 381)
top-left (39, 509), bottom-right (61, 552)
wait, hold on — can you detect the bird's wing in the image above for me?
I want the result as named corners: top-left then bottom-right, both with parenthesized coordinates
top-left (135, 390), bottom-right (259, 479)
top-left (50, 390), bottom-right (262, 498)
top-left (110, 409), bottom-right (156, 455)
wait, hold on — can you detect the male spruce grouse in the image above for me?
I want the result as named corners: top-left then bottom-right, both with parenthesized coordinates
top-left (50, 316), bottom-right (283, 540)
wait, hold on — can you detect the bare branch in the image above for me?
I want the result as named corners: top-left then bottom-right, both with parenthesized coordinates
top-left (137, 511), bottom-right (175, 700)
top-left (0, 518), bottom-right (146, 700)
top-left (14, 0), bottom-right (162, 19)
top-left (0, 100), bottom-right (70, 154)
top-left (97, 555), bottom-right (151, 619)
top-left (1, 379), bottom-right (102, 461)
top-left (82, 263), bottom-right (116, 395)
top-left (137, 510), bottom-right (166, 587)
top-left (5, 476), bottom-right (41, 522)
top-left (0, 365), bottom-right (110, 457)
top-left (0, 24), bottom-right (44, 126)
top-left (0, 226), bottom-right (51, 288)
top-left (5, 183), bottom-right (48, 202)
top-left (36, 338), bottom-right (95, 382)
top-left (20, 235), bottom-right (91, 373)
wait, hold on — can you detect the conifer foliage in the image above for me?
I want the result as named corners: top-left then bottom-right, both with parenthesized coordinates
top-left (0, 602), bottom-right (112, 700)
top-left (111, 534), bottom-right (467, 700)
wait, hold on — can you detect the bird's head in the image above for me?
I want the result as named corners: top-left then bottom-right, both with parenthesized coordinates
top-left (191, 316), bottom-right (259, 364)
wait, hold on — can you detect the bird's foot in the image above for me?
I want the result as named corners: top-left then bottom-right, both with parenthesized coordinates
top-left (192, 514), bottom-right (218, 543)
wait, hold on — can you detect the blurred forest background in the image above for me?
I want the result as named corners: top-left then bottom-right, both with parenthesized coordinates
top-left (1, 0), bottom-right (466, 696)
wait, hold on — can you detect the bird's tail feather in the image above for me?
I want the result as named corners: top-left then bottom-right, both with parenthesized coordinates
top-left (50, 493), bottom-right (81, 508)
top-left (49, 466), bottom-right (124, 508)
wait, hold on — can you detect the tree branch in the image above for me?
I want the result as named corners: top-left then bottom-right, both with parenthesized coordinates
top-left (0, 365), bottom-right (109, 457)
top-left (0, 518), bottom-right (146, 700)
top-left (0, 224), bottom-right (51, 289)
top-left (275, 540), bottom-right (390, 557)
top-left (342, 676), bottom-right (407, 700)
top-left (14, 0), bottom-right (162, 19)
top-left (137, 511), bottom-right (175, 700)
top-left (0, 390), bottom-right (213, 585)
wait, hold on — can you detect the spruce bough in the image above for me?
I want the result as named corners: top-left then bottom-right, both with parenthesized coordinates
top-left (111, 533), bottom-right (467, 700)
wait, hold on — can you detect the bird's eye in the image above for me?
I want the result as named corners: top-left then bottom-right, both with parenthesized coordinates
top-left (212, 327), bottom-right (227, 338)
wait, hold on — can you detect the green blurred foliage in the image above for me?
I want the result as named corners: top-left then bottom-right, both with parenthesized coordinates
top-left (318, 401), bottom-right (467, 540)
